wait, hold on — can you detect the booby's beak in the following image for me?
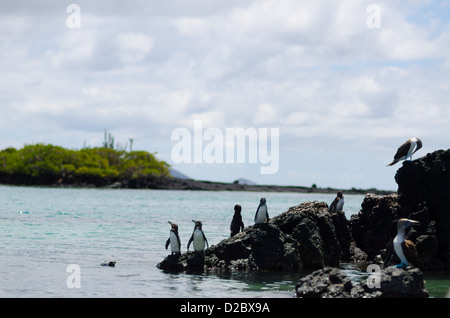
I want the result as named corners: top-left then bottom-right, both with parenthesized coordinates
top-left (406, 219), bottom-right (420, 228)
top-left (412, 139), bottom-right (423, 154)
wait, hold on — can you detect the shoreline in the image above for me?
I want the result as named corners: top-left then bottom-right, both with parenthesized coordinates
top-left (0, 174), bottom-right (394, 195)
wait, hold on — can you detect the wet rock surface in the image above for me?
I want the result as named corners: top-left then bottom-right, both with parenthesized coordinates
top-left (295, 267), bottom-right (428, 298)
top-left (157, 201), bottom-right (352, 272)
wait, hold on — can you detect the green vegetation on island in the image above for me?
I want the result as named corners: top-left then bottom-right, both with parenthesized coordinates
top-left (0, 133), bottom-right (170, 187)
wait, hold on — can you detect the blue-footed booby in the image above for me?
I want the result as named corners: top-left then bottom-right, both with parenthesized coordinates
top-left (393, 218), bottom-right (420, 268)
top-left (386, 137), bottom-right (422, 166)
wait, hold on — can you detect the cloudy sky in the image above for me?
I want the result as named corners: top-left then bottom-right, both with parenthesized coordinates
top-left (1, 0), bottom-right (449, 191)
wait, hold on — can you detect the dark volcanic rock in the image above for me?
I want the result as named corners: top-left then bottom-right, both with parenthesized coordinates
top-left (157, 224), bottom-right (302, 272)
top-left (295, 267), bottom-right (365, 298)
top-left (295, 267), bottom-right (428, 298)
top-left (350, 192), bottom-right (444, 269)
top-left (271, 201), bottom-right (351, 267)
top-left (350, 193), bottom-right (400, 260)
top-left (157, 200), bottom-right (354, 273)
top-left (395, 149), bottom-right (450, 269)
top-left (205, 223), bottom-right (301, 271)
top-left (157, 252), bottom-right (206, 273)
top-left (350, 149), bottom-right (450, 269)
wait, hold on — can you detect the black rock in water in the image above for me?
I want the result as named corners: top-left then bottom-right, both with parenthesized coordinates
top-left (157, 200), bottom-right (354, 273)
top-left (295, 267), bottom-right (428, 298)
top-left (350, 149), bottom-right (450, 270)
top-left (395, 149), bottom-right (450, 269)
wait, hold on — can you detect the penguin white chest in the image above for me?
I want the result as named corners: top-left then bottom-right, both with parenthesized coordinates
top-left (336, 198), bottom-right (344, 211)
top-left (170, 232), bottom-right (180, 253)
top-left (193, 229), bottom-right (205, 251)
top-left (255, 205), bottom-right (267, 224)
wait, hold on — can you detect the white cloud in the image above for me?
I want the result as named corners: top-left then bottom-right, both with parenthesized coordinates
top-left (115, 32), bottom-right (154, 63)
top-left (1, 0), bottom-right (450, 189)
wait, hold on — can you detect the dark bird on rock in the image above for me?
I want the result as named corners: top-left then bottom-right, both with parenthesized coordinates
top-left (329, 191), bottom-right (344, 213)
top-left (387, 137), bottom-right (422, 166)
top-left (230, 204), bottom-right (244, 237)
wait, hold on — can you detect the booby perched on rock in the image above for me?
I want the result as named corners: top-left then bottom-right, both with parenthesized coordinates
top-left (393, 218), bottom-right (420, 268)
top-left (166, 221), bottom-right (181, 255)
top-left (254, 198), bottom-right (269, 224)
top-left (187, 220), bottom-right (209, 252)
top-left (329, 191), bottom-right (344, 213)
top-left (386, 137), bottom-right (422, 166)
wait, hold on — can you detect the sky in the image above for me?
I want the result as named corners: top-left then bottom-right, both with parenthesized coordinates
top-left (1, 0), bottom-right (450, 191)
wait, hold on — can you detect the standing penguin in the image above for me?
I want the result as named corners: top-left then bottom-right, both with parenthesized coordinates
top-left (254, 198), bottom-right (269, 224)
top-left (187, 220), bottom-right (209, 252)
top-left (165, 221), bottom-right (181, 255)
top-left (329, 191), bottom-right (344, 213)
top-left (230, 204), bottom-right (244, 237)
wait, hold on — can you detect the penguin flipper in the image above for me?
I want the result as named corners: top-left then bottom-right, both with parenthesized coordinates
top-left (203, 233), bottom-right (209, 249)
top-left (187, 235), bottom-right (194, 250)
top-left (177, 236), bottom-right (181, 250)
top-left (329, 197), bottom-right (338, 212)
top-left (165, 238), bottom-right (170, 250)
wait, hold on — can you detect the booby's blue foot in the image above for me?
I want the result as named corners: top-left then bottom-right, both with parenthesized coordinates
top-left (393, 262), bottom-right (408, 269)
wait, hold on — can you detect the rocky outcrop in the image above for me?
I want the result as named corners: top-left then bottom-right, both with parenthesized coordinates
top-left (157, 201), bottom-right (353, 273)
top-left (157, 224), bottom-right (301, 272)
top-left (350, 193), bottom-right (400, 260)
top-left (270, 201), bottom-right (351, 267)
top-left (350, 149), bottom-right (450, 270)
top-left (205, 223), bottom-right (301, 271)
top-left (395, 149), bottom-right (450, 269)
top-left (295, 267), bottom-right (428, 298)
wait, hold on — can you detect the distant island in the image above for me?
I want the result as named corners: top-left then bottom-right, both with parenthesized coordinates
top-left (0, 143), bottom-right (393, 195)
top-left (0, 143), bottom-right (171, 187)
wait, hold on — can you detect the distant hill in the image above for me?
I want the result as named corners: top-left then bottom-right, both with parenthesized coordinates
top-left (169, 168), bottom-right (190, 180)
top-left (234, 178), bottom-right (257, 185)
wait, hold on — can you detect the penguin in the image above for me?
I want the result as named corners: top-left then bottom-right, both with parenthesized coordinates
top-left (393, 218), bottom-right (420, 268)
top-left (387, 137), bottom-right (422, 166)
top-left (187, 220), bottom-right (209, 252)
top-left (165, 221), bottom-right (181, 255)
top-left (230, 204), bottom-right (244, 237)
top-left (101, 261), bottom-right (116, 267)
top-left (329, 191), bottom-right (344, 213)
top-left (254, 198), bottom-right (269, 224)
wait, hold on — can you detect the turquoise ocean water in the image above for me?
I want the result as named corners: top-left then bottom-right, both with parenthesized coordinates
top-left (0, 185), bottom-right (448, 298)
